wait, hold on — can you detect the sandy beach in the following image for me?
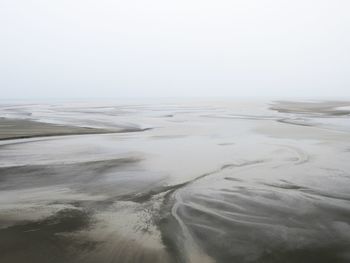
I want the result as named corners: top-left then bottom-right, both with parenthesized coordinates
top-left (0, 100), bottom-right (349, 263)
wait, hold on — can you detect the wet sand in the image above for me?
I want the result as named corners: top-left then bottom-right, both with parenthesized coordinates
top-left (0, 118), bottom-right (115, 140)
top-left (0, 100), bottom-right (350, 263)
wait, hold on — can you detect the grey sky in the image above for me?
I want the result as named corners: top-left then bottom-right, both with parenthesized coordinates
top-left (1, 0), bottom-right (350, 99)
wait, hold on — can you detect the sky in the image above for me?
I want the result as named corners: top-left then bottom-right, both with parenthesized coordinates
top-left (1, 0), bottom-right (350, 99)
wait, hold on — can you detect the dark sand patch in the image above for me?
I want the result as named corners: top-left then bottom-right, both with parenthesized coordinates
top-left (0, 118), bottom-right (152, 141)
top-left (270, 101), bottom-right (350, 116)
top-left (0, 118), bottom-right (115, 140)
top-left (0, 208), bottom-right (95, 263)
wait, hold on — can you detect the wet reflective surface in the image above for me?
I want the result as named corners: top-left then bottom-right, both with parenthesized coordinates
top-left (0, 100), bottom-right (350, 263)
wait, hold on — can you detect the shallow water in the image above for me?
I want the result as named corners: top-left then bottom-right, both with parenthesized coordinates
top-left (0, 100), bottom-right (350, 263)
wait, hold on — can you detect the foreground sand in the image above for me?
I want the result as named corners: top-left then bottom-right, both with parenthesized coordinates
top-left (0, 100), bottom-right (349, 263)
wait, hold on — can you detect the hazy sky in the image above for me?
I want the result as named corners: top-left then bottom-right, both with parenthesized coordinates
top-left (1, 0), bottom-right (350, 99)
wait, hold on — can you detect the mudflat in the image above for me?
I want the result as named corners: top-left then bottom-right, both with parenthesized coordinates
top-left (0, 100), bottom-right (350, 263)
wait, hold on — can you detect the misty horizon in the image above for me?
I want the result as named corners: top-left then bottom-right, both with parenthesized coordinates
top-left (2, 0), bottom-right (350, 99)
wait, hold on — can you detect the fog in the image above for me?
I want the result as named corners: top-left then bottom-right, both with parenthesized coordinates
top-left (1, 0), bottom-right (350, 99)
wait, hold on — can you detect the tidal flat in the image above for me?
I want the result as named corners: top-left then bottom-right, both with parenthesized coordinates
top-left (0, 100), bottom-right (350, 263)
